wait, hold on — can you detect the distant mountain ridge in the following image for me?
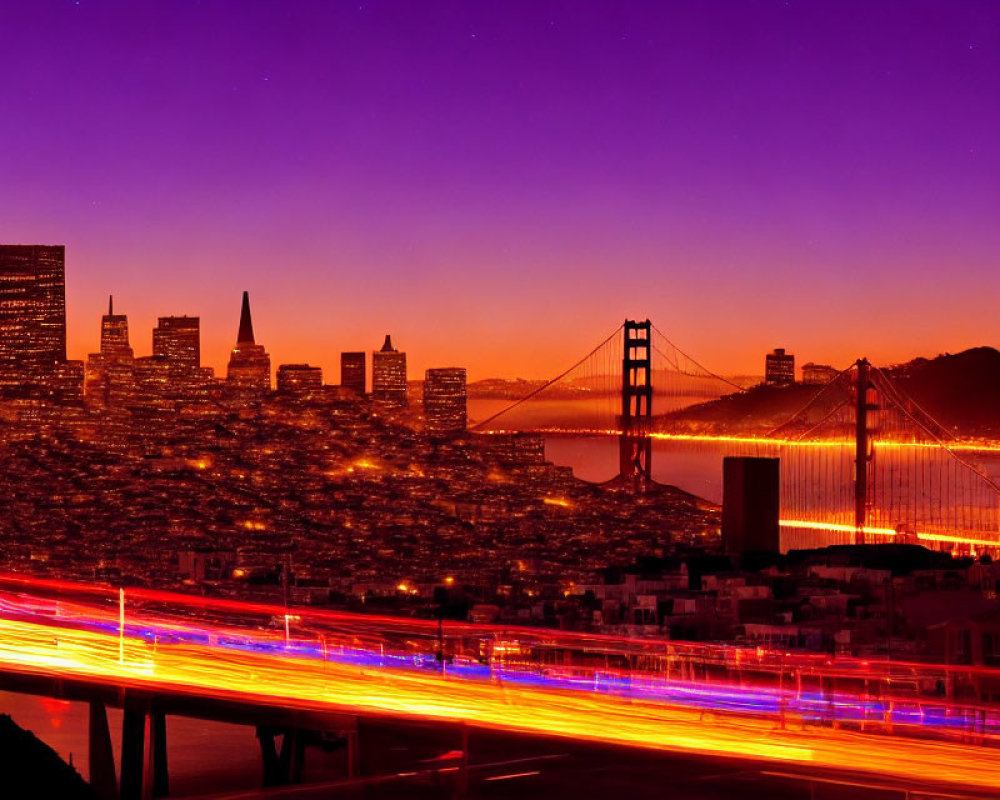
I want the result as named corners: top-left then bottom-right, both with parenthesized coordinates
top-left (659, 347), bottom-right (1000, 438)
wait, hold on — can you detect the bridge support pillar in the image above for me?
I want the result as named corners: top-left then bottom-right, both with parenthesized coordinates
top-left (279, 728), bottom-right (307, 784)
top-left (120, 707), bottom-right (145, 800)
top-left (854, 358), bottom-right (873, 545)
top-left (88, 701), bottom-right (118, 800)
top-left (257, 726), bottom-right (282, 787)
top-left (346, 727), bottom-right (360, 779)
top-left (619, 319), bottom-right (653, 491)
top-left (257, 725), bottom-right (307, 786)
top-left (148, 712), bottom-right (169, 798)
top-left (119, 704), bottom-right (169, 800)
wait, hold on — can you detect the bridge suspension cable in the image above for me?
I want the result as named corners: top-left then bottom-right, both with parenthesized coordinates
top-left (650, 323), bottom-right (745, 392)
top-left (470, 324), bottom-right (623, 432)
top-left (775, 360), bottom-right (1000, 551)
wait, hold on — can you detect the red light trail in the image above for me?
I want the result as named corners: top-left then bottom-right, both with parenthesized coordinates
top-left (0, 577), bottom-right (998, 793)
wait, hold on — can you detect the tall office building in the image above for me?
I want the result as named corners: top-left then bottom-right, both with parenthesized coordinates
top-left (0, 244), bottom-right (67, 388)
top-left (226, 291), bottom-right (271, 390)
top-left (765, 348), bottom-right (795, 385)
top-left (100, 296), bottom-right (132, 357)
top-left (340, 351), bottom-right (366, 396)
top-left (153, 316), bottom-right (200, 369)
top-left (371, 334), bottom-right (407, 406)
top-left (85, 296), bottom-right (136, 407)
top-left (423, 367), bottom-right (467, 436)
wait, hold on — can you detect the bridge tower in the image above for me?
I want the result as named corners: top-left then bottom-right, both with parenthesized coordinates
top-left (620, 319), bottom-right (653, 490)
top-left (854, 358), bottom-right (875, 544)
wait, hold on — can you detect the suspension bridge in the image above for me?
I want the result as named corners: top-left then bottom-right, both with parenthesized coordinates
top-left (472, 320), bottom-right (1000, 554)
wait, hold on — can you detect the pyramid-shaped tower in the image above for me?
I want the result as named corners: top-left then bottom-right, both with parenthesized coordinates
top-left (226, 291), bottom-right (271, 390)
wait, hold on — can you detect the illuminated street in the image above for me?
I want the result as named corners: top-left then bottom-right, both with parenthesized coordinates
top-left (0, 584), bottom-right (998, 795)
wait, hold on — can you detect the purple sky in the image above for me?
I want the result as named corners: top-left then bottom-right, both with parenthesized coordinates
top-left (1, 1), bottom-right (998, 379)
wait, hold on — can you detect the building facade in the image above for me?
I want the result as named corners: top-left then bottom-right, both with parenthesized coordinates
top-left (371, 335), bottom-right (407, 405)
top-left (153, 316), bottom-right (200, 370)
top-left (423, 367), bottom-right (467, 436)
top-left (276, 363), bottom-right (323, 395)
top-left (85, 296), bottom-right (136, 407)
top-left (226, 291), bottom-right (271, 390)
top-left (0, 244), bottom-right (67, 388)
top-left (764, 348), bottom-right (795, 385)
top-left (340, 351), bottom-right (366, 396)
top-left (801, 362), bottom-right (839, 385)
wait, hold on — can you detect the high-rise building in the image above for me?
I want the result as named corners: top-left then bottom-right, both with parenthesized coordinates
top-left (226, 291), bottom-right (271, 390)
top-left (150, 315), bottom-right (211, 399)
top-left (0, 244), bottom-right (67, 388)
top-left (276, 363), bottom-right (323, 395)
top-left (85, 296), bottom-right (136, 407)
top-left (50, 360), bottom-right (85, 404)
top-left (371, 334), bottom-right (407, 406)
top-left (132, 355), bottom-right (172, 409)
top-left (423, 367), bottom-right (467, 436)
top-left (100, 295), bottom-right (132, 358)
top-left (340, 351), bottom-right (366, 396)
top-left (765, 348), bottom-right (795, 385)
top-left (153, 316), bottom-right (200, 370)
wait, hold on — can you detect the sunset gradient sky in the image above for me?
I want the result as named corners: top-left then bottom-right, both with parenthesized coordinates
top-left (1, 1), bottom-right (998, 380)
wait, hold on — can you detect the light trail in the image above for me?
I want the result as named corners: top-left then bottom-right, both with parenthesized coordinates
top-left (2, 616), bottom-right (1000, 791)
top-left (779, 519), bottom-right (1000, 548)
top-left (480, 428), bottom-right (1000, 455)
top-left (2, 574), bottom-right (999, 688)
top-left (1, 590), bottom-right (1000, 792)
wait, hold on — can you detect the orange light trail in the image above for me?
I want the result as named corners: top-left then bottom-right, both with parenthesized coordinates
top-left (1, 612), bottom-right (1000, 791)
top-left (482, 428), bottom-right (1000, 455)
top-left (780, 518), bottom-right (1000, 548)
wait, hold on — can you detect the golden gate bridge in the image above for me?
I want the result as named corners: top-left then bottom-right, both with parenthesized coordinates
top-left (472, 320), bottom-right (1000, 554)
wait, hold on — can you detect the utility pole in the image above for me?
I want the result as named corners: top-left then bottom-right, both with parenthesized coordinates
top-left (118, 588), bottom-right (125, 664)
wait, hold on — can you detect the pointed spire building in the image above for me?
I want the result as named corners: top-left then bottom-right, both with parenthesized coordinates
top-left (226, 291), bottom-right (271, 390)
top-left (85, 294), bottom-right (135, 407)
top-left (237, 290), bottom-right (255, 344)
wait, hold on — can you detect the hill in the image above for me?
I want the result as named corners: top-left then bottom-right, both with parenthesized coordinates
top-left (660, 347), bottom-right (1000, 438)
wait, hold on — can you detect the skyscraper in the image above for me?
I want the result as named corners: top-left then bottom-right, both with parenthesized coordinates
top-left (226, 291), bottom-right (271, 390)
top-left (765, 348), bottom-right (795, 385)
top-left (371, 335), bottom-right (407, 406)
top-left (153, 316), bottom-right (200, 370)
top-left (0, 244), bottom-right (67, 388)
top-left (100, 295), bottom-right (132, 358)
top-left (423, 367), bottom-right (467, 436)
top-left (149, 315), bottom-right (210, 399)
top-left (340, 351), bottom-right (366, 396)
top-left (85, 296), bottom-right (136, 407)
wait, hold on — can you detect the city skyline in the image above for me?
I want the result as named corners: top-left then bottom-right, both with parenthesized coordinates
top-left (1, 2), bottom-right (998, 380)
top-left (3, 4), bottom-right (1000, 798)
